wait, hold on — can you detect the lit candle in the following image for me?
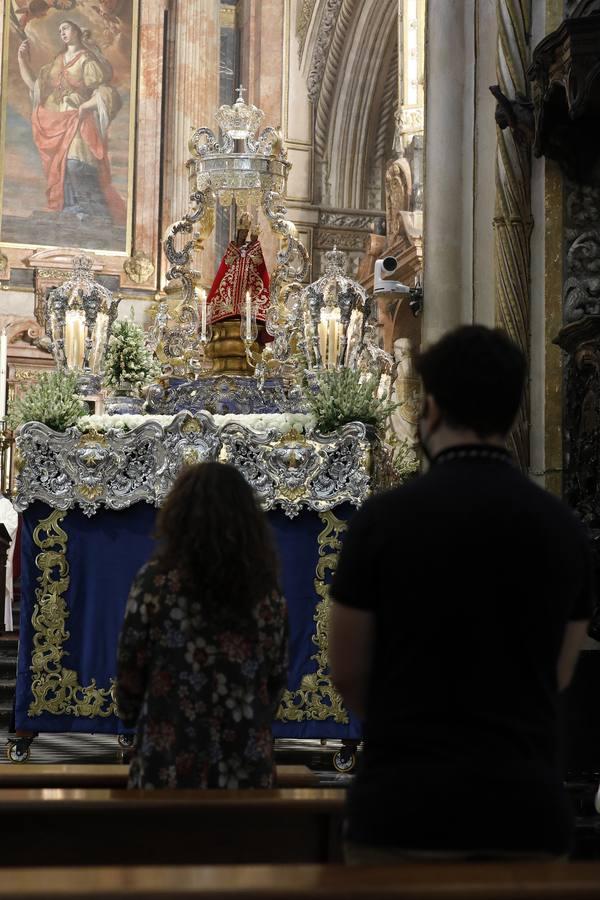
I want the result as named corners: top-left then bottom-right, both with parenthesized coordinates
top-left (327, 318), bottom-right (337, 369)
top-left (65, 319), bottom-right (73, 368)
top-left (245, 290), bottom-right (252, 342)
top-left (318, 320), bottom-right (327, 365)
top-left (65, 311), bottom-right (85, 369)
top-left (200, 290), bottom-right (207, 341)
top-left (0, 328), bottom-right (8, 419)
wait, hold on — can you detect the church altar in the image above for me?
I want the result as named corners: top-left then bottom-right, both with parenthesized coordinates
top-left (12, 412), bottom-right (369, 742)
top-left (4, 88), bottom-right (400, 767)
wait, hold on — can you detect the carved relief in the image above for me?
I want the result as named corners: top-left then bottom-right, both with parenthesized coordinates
top-left (314, 229), bottom-right (369, 251)
top-left (528, 12), bottom-right (600, 184)
top-left (555, 317), bottom-right (600, 554)
top-left (307, 0), bottom-right (345, 103)
top-left (390, 338), bottom-right (420, 449)
top-left (558, 182), bottom-right (600, 533)
top-left (566, 0), bottom-right (600, 13)
top-left (393, 105), bottom-right (424, 154)
top-left (385, 158), bottom-right (412, 237)
top-left (297, 0), bottom-right (317, 61)
top-left (123, 251), bottom-right (155, 285)
top-left (318, 212), bottom-right (385, 231)
top-left (493, 0), bottom-right (533, 470)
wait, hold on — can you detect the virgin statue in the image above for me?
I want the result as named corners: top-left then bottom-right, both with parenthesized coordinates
top-left (206, 213), bottom-right (271, 343)
top-left (17, 20), bottom-right (125, 224)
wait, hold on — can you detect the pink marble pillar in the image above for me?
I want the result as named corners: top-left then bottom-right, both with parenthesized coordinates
top-left (122, 0), bottom-right (168, 292)
top-left (238, 0), bottom-right (285, 273)
top-left (161, 0), bottom-right (220, 287)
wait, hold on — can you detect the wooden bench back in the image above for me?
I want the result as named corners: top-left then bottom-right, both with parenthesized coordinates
top-left (0, 764), bottom-right (317, 789)
top-left (0, 788), bottom-right (345, 867)
top-left (0, 862), bottom-right (600, 898)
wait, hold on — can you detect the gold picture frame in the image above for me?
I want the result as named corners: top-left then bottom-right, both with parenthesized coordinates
top-left (0, 0), bottom-right (164, 291)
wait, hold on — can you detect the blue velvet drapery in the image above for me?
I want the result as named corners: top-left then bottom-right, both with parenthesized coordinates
top-left (16, 501), bottom-right (360, 740)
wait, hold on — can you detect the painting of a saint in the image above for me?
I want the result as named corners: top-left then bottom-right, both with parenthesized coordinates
top-left (0, 1), bottom-right (137, 253)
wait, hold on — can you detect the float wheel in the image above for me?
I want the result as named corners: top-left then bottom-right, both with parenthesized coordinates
top-left (332, 748), bottom-right (356, 773)
top-left (5, 739), bottom-right (32, 763)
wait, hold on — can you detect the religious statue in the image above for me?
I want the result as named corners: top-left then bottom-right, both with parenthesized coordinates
top-left (390, 338), bottom-right (421, 449)
top-left (206, 212), bottom-right (271, 341)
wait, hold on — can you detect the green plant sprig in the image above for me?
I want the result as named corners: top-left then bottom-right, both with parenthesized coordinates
top-left (304, 368), bottom-right (397, 434)
top-left (8, 370), bottom-right (87, 433)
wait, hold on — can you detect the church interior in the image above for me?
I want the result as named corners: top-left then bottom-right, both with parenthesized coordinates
top-left (0, 0), bottom-right (600, 894)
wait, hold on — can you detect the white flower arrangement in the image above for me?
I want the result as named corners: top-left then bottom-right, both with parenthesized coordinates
top-left (77, 412), bottom-right (316, 435)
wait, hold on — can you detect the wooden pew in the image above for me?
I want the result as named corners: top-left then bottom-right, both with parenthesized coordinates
top-left (0, 763), bottom-right (317, 789)
top-left (1, 863), bottom-right (600, 899)
top-left (0, 788), bottom-right (345, 867)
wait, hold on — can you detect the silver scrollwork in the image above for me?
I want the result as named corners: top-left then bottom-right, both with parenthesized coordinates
top-left (14, 417), bottom-right (372, 518)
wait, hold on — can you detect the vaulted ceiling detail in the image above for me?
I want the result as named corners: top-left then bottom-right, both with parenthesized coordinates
top-left (303, 0), bottom-right (398, 211)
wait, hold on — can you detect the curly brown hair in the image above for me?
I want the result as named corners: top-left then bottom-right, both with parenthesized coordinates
top-left (153, 462), bottom-right (280, 622)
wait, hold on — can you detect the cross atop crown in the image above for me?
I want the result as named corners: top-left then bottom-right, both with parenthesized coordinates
top-left (235, 85), bottom-right (247, 101)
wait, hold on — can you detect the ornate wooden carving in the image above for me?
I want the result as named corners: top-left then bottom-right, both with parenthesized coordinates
top-left (555, 317), bottom-right (600, 535)
top-left (493, 0), bottom-right (532, 470)
top-left (527, 13), bottom-right (600, 184)
top-left (555, 182), bottom-right (600, 536)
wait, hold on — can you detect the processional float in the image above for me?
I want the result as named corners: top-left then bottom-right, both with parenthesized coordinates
top-left (7, 91), bottom-right (393, 770)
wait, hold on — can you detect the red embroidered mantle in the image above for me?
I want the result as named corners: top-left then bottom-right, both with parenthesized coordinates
top-left (206, 239), bottom-right (270, 324)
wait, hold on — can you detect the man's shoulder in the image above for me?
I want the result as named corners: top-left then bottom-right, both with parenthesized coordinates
top-left (519, 475), bottom-right (588, 537)
top-left (354, 477), bottom-right (427, 524)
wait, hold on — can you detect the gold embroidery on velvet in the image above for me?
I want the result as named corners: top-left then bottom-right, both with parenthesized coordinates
top-left (28, 509), bottom-right (116, 718)
top-left (276, 510), bottom-right (349, 723)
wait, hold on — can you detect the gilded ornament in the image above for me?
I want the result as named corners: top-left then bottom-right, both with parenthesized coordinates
top-left (28, 509), bottom-right (116, 718)
top-left (276, 510), bottom-right (349, 723)
top-left (77, 431), bottom-right (109, 448)
top-left (182, 447), bottom-right (202, 465)
top-left (123, 251), bottom-right (155, 285)
top-left (77, 484), bottom-right (104, 501)
top-left (278, 484), bottom-right (306, 501)
top-left (181, 416), bottom-right (202, 434)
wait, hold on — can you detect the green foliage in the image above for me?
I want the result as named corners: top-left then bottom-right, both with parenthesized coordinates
top-left (391, 437), bottom-right (421, 482)
top-left (8, 369), bottom-right (87, 432)
top-left (103, 319), bottom-right (160, 394)
top-left (305, 368), bottom-right (397, 433)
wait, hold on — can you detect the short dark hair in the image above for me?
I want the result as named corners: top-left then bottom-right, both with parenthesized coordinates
top-left (415, 325), bottom-right (526, 437)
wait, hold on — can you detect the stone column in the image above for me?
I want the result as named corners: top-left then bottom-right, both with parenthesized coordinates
top-left (421, 1), bottom-right (501, 345)
top-left (161, 0), bottom-right (220, 287)
top-left (421, 0), bottom-right (476, 346)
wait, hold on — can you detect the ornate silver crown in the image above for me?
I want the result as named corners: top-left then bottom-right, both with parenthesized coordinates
top-left (215, 93), bottom-right (264, 141)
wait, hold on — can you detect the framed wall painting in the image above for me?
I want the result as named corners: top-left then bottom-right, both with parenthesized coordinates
top-left (0, 0), bottom-right (164, 291)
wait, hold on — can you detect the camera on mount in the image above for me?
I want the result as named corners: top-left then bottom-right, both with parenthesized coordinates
top-left (373, 256), bottom-right (424, 317)
top-left (374, 256), bottom-right (410, 296)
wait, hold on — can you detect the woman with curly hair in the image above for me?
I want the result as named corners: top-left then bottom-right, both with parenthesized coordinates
top-left (116, 462), bottom-right (288, 789)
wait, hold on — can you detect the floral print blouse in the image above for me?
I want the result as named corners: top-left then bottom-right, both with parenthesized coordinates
top-left (116, 561), bottom-right (288, 789)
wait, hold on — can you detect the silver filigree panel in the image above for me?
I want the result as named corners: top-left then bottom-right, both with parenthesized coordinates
top-left (14, 415), bottom-right (371, 518)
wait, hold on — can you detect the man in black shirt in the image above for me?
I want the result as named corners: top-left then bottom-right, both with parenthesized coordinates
top-left (330, 325), bottom-right (593, 862)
